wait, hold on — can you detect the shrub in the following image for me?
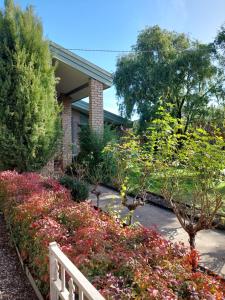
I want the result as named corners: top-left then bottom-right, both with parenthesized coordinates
top-left (0, 1), bottom-right (61, 172)
top-left (59, 175), bottom-right (74, 190)
top-left (78, 125), bottom-right (118, 183)
top-left (79, 125), bottom-right (117, 160)
top-left (59, 175), bottom-right (89, 202)
top-left (71, 180), bottom-right (89, 202)
top-left (0, 171), bottom-right (224, 299)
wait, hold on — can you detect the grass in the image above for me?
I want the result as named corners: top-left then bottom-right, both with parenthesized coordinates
top-left (129, 169), bottom-right (225, 215)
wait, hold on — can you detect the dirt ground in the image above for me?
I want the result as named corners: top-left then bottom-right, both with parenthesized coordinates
top-left (0, 213), bottom-right (37, 300)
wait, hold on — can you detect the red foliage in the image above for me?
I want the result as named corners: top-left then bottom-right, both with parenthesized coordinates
top-left (0, 171), bottom-right (224, 299)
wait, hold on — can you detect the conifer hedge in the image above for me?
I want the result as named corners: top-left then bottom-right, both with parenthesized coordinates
top-left (0, 0), bottom-right (61, 171)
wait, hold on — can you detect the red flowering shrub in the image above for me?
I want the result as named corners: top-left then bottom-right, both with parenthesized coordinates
top-left (0, 171), bottom-right (224, 299)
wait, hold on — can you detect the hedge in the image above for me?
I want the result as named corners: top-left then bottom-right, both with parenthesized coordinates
top-left (0, 171), bottom-right (224, 299)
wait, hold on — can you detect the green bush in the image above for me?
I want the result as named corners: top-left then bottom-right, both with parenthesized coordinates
top-left (79, 125), bottom-right (117, 160)
top-left (59, 175), bottom-right (89, 202)
top-left (78, 125), bottom-right (118, 183)
top-left (0, 0), bottom-right (61, 172)
top-left (59, 175), bottom-right (74, 189)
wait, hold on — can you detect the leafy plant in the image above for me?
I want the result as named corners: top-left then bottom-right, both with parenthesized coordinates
top-left (59, 175), bottom-right (74, 189)
top-left (78, 125), bottom-right (118, 182)
top-left (66, 160), bottom-right (88, 181)
top-left (149, 110), bottom-right (225, 270)
top-left (104, 130), bottom-right (152, 225)
top-left (161, 127), bottom-right (225, 249)
top-left (71, 180), bottom-right (89, 202)
top-left (0, 0), bottom-right (61, 171)
top-left (59, 175), bottom-right (88, 202)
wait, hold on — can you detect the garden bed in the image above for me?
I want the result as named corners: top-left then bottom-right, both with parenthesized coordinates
top-left (0, 171), bottom-right (224, 299)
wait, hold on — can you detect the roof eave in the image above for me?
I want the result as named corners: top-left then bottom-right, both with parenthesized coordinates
top-left (50, 41), bottom-right (113, 88)
top-left (72, 101), bottom-right (128, 125)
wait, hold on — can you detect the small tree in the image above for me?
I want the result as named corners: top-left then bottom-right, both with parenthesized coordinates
top-left (105, 130), bottom-right (151, 225)
top-left (89, 162), bottom-right (104, 208)
top-left (0, 0), bottom-right (61, 172)
top-left (135, 106), bottom-right (225, 270)
top-left (161, 127), bottom-right (225, 271)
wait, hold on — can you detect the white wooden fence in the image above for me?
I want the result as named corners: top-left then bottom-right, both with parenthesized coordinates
top-left (49, 242), bottom-right (105, 300)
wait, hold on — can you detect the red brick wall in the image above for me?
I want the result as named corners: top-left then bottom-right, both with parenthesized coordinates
top-left (89, 78), bottom-right (103, 132)
top-left (61, 96), bottom-right (72, 168)
top-left (41, 78), bottom-right (104, 175)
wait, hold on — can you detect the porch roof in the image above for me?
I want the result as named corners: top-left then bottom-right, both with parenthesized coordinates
top-left (72, 100), bottom-right (129, 125)
top-left (50, 41), bottom-right (113, 101)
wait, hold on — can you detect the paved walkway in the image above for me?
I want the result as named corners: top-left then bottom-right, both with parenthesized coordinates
top-left (89, 186), bottom-right (225, 277)
top-left (0, 213), bottom-right (37, 300)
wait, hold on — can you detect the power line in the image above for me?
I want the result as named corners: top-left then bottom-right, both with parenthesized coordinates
top-left (66, 48), bottom-right (137, 53)
top-left (65, 47), bottom-right (210, 54)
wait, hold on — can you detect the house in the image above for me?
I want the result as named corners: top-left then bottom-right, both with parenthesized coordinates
top-left (43, 42), bottom-right (123, 175)
top-left (71, 100), bottom-right (127, 156)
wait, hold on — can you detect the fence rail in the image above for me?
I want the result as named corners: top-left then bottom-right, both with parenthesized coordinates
top-left (49, 242), bottom-right (105, 300)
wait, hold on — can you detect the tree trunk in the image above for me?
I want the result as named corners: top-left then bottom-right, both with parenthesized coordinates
top-left (189, 233), bottom-right (196, 250)
top-left (97, 195), bottom-right (100, 208)
top-left (189, 233), bottom-right (197, 272)
top-left (128, 211), bottom-right (133, 225)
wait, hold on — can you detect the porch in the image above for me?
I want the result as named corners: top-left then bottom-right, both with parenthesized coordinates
top-left (49, 42), bottom-right (113, 172)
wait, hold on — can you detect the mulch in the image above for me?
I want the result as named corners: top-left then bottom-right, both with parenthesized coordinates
top-left (0, 213), bottom-right (37, 300)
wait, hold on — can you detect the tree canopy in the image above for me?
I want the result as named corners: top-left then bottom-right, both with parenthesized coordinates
top-left (0, 0), bottom-right (61, 172)
top-left (114, 26), bottom-right (225, 131)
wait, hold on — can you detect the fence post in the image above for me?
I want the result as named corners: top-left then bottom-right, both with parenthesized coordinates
top-left (49, 242), bottom-right (58, 300)
top-left (49, 241), bottom-right (105, 300)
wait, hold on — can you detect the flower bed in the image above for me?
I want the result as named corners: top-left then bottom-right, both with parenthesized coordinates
top-left (0, 171), bottom-right (224, 299)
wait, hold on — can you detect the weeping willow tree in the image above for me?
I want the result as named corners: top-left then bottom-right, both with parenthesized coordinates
top-left (114, 26), bottom-right (224, 132)
top-left (0, 0), bottom-right (61, 172)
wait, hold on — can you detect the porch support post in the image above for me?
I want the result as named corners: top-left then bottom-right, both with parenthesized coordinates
top-left (89, 78), bottom-right (104, 133)
top-left (61, 95), bottom-right (72, 168)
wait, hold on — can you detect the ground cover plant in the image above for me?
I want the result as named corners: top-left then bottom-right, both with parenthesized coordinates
top-left (0, 171), bottom-right (224, 299)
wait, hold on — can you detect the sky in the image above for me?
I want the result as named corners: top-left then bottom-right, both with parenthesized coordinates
top-left (0, 0), bottom-right (225, 115)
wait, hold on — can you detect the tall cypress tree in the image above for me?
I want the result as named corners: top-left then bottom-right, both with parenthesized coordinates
top-left (0, 0), bottom-right (61, 172)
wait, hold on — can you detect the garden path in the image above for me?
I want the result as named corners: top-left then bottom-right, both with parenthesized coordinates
top-left (88, 185), bottom-right (225, 277)
top-left (0, 213), bottom-right (37, 300)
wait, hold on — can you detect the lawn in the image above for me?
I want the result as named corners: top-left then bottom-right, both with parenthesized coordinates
top-left (129, 169), bottom-right (225, 215)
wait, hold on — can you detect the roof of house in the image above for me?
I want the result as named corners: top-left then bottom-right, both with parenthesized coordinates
top-left (50, 41), bottom-right (113, 88)
top-left (72, 100), bottom-right (128, 125)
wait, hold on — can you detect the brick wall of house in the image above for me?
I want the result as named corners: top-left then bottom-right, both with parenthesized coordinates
top-left (41, 79), bottom-right (104, 176)
top-left (89, 78), bottom-right (104, 132)
top-left (72, 110), bottom-right (81, 156)
top-left (61, 95), bottom-right (72, 168)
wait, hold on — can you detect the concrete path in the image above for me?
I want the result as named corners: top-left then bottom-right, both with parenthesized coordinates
top-left (88, 185), bottom-right (225, 277)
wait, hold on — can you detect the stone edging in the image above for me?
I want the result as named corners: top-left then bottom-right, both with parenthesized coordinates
top-left (7, 221), bottom-right (44, 300)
